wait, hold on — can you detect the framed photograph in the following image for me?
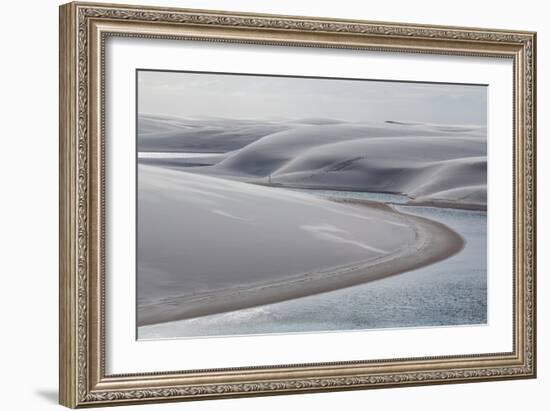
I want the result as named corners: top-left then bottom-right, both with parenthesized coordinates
top-left (59, 2), bottom-right (537, 408)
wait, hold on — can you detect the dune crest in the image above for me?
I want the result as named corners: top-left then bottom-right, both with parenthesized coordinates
top-left (138, 116), bottom-right (487, 209)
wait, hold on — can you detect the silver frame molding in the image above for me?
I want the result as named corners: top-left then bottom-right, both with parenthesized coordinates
top-left (59, 2), bottom-right (536, 408)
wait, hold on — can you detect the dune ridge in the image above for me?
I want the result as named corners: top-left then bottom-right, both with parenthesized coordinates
top-left (138, 115), bottom-right (487, 209)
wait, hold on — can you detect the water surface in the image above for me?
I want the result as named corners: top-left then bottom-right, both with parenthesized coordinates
top-left (138, 152), bottom-right (225, 159)
top-left (285, 188), bottom-right (409, 204)
top-left (139, 190), bottom-right (486, 339)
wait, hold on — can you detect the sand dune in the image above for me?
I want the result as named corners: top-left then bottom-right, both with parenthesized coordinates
top-left (207, 123), bottom-right (486, 208)
top-left (138, 114), bottom-right (291, 153)
top-left (138, 117), bottom-right (487, 208)
top-left (137, 165), bottom-right (463, 326)
top-left (215, 123), bottom-right (483, 173)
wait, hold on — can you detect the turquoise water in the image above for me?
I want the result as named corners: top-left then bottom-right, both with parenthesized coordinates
top-left (139, 191), bottom-right (487, 339)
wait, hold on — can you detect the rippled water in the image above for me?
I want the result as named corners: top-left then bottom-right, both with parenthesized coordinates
top-left (139, 192), bottom-right (487, 339)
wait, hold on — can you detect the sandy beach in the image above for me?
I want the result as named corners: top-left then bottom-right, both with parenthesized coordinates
top-left (137, 169), bottom-right (463, 327)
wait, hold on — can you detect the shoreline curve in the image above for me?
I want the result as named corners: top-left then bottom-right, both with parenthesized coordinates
top-left (138, 199), bottom-right (464, 327)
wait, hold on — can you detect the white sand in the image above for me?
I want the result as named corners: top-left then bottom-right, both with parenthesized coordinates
top-left (137, 166), bottom-right (463, 326)
top-left (210, 123), bottom-right (486, 208)
top-left (139, 117), bottom-right (486, 208)
top-left (138, 114), bottom-right (291, 153)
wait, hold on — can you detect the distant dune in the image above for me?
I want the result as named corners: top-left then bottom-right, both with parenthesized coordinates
top-left (137, 165), bottom-right (463, 326)
top-left (137, 116), bottom-right (487, 208)
top-left (138, 114), bottom-right (291, 153)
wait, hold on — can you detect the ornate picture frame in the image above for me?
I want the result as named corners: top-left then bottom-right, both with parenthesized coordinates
top-left (59, 1), bottom-right (536, 408)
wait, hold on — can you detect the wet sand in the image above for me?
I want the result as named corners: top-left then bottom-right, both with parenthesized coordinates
top-left (138, 197), bottom-right (463, 327)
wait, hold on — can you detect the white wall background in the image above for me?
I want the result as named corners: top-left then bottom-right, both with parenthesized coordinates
top-left (0, 0), bottom-right (546, 409)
